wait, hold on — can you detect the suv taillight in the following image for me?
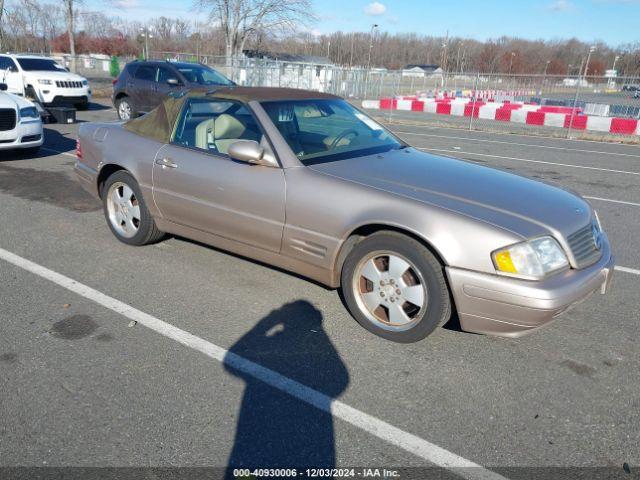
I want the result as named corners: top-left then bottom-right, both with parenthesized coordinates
top-left (76, 139), bottom-right (83, 159)
top-left (112, 79), bottom-right (117, 85)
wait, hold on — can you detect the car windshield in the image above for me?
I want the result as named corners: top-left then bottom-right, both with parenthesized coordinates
top-left (261, 99), bottom-right (403, 164)
top-left (16, 58), bottom-right (67, 71)
top-left (176, 65), bottom-right (233, 86)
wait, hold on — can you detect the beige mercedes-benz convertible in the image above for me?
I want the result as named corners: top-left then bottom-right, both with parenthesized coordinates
top-left (75, 87), bottom-right (614, 342)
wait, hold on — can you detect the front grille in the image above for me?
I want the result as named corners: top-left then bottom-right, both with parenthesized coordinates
top-left (0, 108), bottom-right (16, 131)
top-left (567, 221), bottom-right (602, 269)
top-left (55, 80), bottom-right (83, 88)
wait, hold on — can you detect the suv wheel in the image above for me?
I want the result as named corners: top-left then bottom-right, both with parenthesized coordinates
top-left (341, 231), bottom-right (451, 343)
top-left (115, 97), bottom-right (133, 120)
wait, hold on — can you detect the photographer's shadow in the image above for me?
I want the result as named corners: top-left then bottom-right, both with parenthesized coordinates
top-left (225, 300), bottom-right (349, 472)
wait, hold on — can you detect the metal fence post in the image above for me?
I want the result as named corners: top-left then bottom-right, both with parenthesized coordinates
top-left (469, 72), bottom-right (479, 131)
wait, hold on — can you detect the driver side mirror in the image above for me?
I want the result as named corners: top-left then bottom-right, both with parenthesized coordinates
top-left (167, 78), bottom-right (180, 86)
top-left (0, 83), bottom-right (7, 91)
top-left (228, 140), bottom-right (273, 166)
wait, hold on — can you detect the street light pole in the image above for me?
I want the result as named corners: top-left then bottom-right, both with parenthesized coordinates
top-left (366, 24), bottom-right (378, 71)
top-left (583, 45), bottom-right (596, 77)
top-left (140, 27), bottom-right (153, 60)
top-left (542, 60), bottom-right (551, 89)
top-left (508, 51), bottom-right (515, 75)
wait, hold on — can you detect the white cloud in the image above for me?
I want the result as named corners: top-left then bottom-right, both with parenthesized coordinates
top-left (364, 2), bottom-right (386, 16)
top-left (547, 0), bottom-right (574, 11)
top-left (106, 0), bottom-right (140, 9)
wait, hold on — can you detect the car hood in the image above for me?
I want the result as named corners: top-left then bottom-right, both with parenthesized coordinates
top-left (0, 92), bottom-right (36, 110)
top-left (22, 70), bottom-right (86, 82)
top-left (308, 148), bottom-right (593, 239)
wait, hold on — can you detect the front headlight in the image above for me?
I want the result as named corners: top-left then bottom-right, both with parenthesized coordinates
top-left (38, 79), bottom-right (52, 85)
top-left (19, 107), bottom-right (40, 120)
top-left (492, 236), bottom-right (569, 279)
top-left (82, 79), bottom-right (89, 86)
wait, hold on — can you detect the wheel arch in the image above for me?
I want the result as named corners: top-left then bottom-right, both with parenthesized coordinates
top-left (97, 164), bottom-right (130, 198)
top-left (332, 223), bottom-right (449, 287)
top-left (114, 92), bottom-right (129, 100)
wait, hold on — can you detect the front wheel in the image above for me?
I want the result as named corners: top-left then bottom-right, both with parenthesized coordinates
top-left (341, 232), bottom-right (451, 343)
top-left (102, 171), bottom-right (164, 246)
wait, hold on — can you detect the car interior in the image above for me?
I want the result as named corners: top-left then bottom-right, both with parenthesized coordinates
top-left (173, 100), bottom-right (261, 154)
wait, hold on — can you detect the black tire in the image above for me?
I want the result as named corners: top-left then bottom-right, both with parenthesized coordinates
top-left (115, 96), bottom-right (134, 120)
top-left (341, 231), bottom-right (451, 343)
top-left (25, 85), bottom-right (38, 101)
top-left (101, 170), bottom-right (164, 246)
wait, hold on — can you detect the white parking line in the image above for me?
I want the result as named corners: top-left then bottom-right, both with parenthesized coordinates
top-left (584, 196), bottom-right (640, 207)
top-left (0, 246), bottom-right (506, 480)
top-left (395, 131), bottom-right (640, 159)
top-left (616, 266), bottom-right (640, 276)
top-left (417, 147), bottom-right (640, 176)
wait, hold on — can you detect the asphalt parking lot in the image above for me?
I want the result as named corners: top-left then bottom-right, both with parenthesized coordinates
top-left (1, 100), bottom-right (639, 479)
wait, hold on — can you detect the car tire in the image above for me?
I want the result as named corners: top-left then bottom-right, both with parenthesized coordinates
top-left (102, 171), bottom-right (164, 246)
top-left (115, 96), bottom-right (134, 120)
top-left (341, 231), bottom-right (451, 343)
top-left (25, 85), bottom-right (38, 101)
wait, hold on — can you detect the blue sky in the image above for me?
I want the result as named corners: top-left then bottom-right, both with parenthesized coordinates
top-left (94, 0), bottom-right (640, 46)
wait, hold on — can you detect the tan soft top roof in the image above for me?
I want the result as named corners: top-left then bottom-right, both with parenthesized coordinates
top-left (123, 87), bottom-right (340, 143)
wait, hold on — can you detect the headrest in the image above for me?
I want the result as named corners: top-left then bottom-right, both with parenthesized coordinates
top-left (214, 114), bottom-right (246, 140)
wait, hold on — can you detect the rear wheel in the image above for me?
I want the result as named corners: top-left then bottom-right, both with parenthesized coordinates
top-left (102, 171), bottom-right (164, 246)
top-left (341, 231), bottom-right (451, 343)
top-left (115, 96), bottom-right (133, 120)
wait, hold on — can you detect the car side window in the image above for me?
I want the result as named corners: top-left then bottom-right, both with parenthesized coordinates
top-left (134, 65), bottom-right (156, 81)
top-left (0, 57), bottom-right (15, 71)
top-left (172, 99), bottom-right (262, 155)
top-left (157, 67), bottom-right (178, 84)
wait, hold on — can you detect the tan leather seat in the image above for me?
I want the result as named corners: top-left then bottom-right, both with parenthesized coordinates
top-left (195, 118), bottom-right (215, 150)
top-left (212, 114), bottom-right (248, 154)
top-left (194, 114), bottom-right (250, 154)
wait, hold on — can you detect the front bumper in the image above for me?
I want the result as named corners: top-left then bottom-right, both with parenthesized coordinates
top-left (0, 120), bottom-right (44, 150)
top-left (446, 236), bottom-right (614, 337)
top-left (39, 87), bottom-right (92, 105)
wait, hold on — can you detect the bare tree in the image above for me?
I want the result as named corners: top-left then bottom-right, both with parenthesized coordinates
top-left (0, 0), bottom-right (5, 51)
top-left (195, 0), bottom-right (313, 60)
top-left (62, 0), bottom-right (80, 71)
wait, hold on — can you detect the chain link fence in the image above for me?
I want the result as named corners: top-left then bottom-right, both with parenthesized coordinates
top-left (59, 51), bottom-right (623, 142)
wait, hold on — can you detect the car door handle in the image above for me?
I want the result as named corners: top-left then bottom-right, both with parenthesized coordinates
top-left (155, 157), bottom-right (177, 169)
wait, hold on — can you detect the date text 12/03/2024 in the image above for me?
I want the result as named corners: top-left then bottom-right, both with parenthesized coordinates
top-left (233, 468), bottom-right (400, 478)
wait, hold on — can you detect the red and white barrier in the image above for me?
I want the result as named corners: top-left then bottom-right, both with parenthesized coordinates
top-left (362, 97), bottom-right (640, 136)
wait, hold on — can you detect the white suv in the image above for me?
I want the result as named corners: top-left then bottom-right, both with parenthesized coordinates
top-left (0, 54), bottom-right (91, 110)
top-left (0, 83), bottom-right (44, 154)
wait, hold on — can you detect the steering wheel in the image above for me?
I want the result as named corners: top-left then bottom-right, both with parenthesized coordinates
top-left (329, 129), bottom-right (359, 150)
